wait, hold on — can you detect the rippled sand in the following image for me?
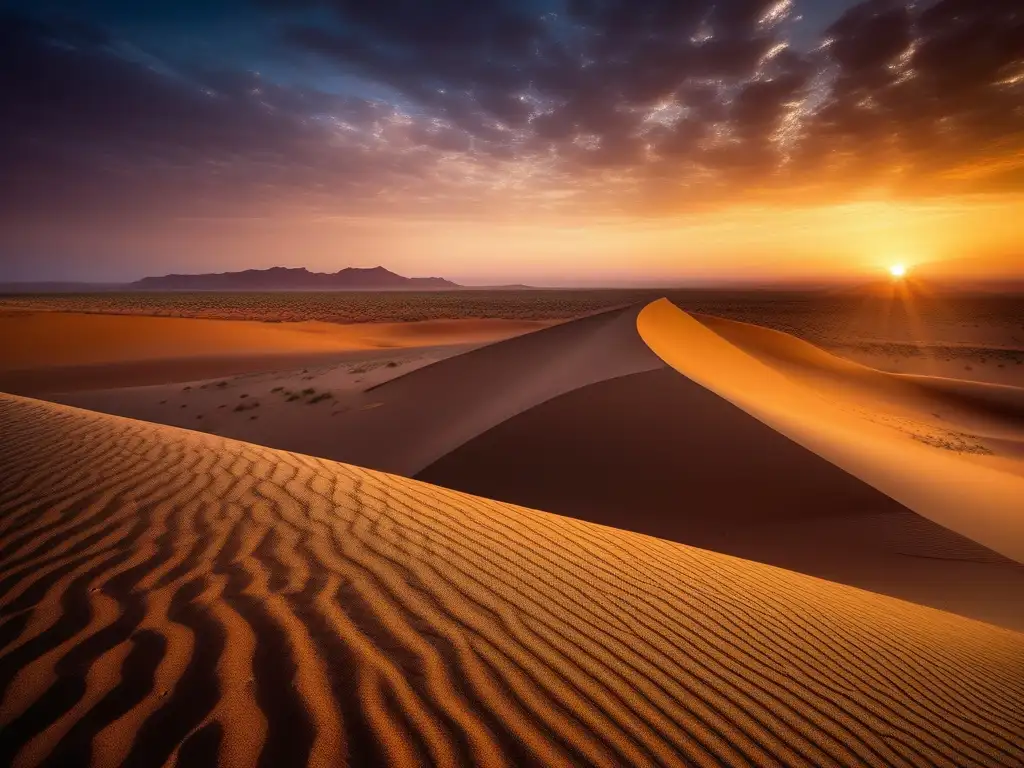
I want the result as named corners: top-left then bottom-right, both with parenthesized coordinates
top-left (1, 393), bottom-right (1023, 767)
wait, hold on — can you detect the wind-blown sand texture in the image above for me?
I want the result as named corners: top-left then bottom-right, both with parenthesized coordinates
top-left (1, 393), bottom-right (1023, 767)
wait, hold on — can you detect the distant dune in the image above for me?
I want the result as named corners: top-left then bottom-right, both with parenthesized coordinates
top-left (0, 311), bottom-right (550, 393)
top-left (131, 265), bottom-right (459, 291)
top-left (1, 393), bottom-right (1023, 767)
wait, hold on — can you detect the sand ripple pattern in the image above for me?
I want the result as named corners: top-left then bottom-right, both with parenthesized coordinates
top-left (1, 394), bottom-right (1023, 767)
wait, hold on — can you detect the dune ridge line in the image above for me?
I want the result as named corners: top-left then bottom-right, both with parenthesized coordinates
top-left (636, 299), bottom-right (1024, 564)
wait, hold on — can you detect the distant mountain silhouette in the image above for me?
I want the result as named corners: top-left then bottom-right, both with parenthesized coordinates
top-left (130, 266), bottom-right (460, 291)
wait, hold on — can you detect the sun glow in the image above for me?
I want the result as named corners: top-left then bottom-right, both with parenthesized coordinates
top-left (889, 264), bottom-right (908, 279)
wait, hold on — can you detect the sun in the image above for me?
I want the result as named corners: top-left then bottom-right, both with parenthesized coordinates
top-left (889, 264), bottom-right (908, 279)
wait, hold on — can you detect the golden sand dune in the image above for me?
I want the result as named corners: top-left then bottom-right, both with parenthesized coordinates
top-left (697, 313), bottom-right (1024, 441)
top-left (637, 300), bottom-right (1024, 565)
top-left (1, 394), bottom-right (1022, 767)
top-left (50, 300), bottom-right (1024, 629)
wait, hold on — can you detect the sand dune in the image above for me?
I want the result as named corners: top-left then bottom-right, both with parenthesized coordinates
top-left (0, 311), bottom-right (548, 394)
top-left (637, 300), bottom-right (1024, 565)
top-left (277, 304), bottom-right (664, 476)
top-left (50, 305), bottom-right (662, 473)
top-left (1, 393), bottom-right (1023, 767)
top-left (48, 300), bottom-right (1024, 630)
top-left (697, 313), bottom-right (1024, 440)
top-left (418, 370), bottom-right (1024, 630)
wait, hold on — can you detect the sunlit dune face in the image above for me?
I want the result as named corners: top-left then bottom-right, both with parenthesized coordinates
top-left (889, 264), bottom-right (908, 279)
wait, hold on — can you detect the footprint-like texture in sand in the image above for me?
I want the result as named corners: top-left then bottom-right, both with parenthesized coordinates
top-left (1, 394), bottom-right (1023, 767)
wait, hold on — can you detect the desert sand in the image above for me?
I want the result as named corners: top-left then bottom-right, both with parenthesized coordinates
top-left (637, 300), bottom-right (1024, 564)
top-left (8, 288), bottom-right (1022, 388)
top-left (56, 305), bottom-right (664, 476)
top-left (48, 301), bottom-right (1024, 630)
top-left (0, 310), bottom-right (551, 393)
top-left (1, 393), bottom-right (1023, 767)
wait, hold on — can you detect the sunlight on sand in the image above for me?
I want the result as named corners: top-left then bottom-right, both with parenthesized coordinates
top-left (1, 392), bottom-right (1022, 767)
top-left (637, 299), bottom-right (1024, 564)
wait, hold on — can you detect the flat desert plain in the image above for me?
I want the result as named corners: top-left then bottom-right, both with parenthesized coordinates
top-left (6, 287), bottom-right (1024, 385)
top-left (1, 290), bottom-right (1023, 766)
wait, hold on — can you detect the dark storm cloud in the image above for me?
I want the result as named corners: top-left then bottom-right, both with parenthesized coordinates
top-left (1, 0), bottom-right (1022, 224)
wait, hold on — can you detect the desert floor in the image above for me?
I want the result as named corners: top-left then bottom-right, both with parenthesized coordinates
top-left (1, 294), bottom-right (1023, 765)
top-left (0, 310), bottom-right (552, 393)
top-left (6, 286), bottom-right (1023, 386)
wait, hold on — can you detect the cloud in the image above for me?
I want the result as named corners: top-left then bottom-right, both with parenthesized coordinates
top-left (1, 0), bottom-right (1022, 228)
top-left (0, 11), bottom-right (494, 224)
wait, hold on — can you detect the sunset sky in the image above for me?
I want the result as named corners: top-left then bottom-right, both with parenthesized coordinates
top-left (1, 0), bottom-right (1022, 285)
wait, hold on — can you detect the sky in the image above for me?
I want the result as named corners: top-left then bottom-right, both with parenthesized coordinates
top-left (1, 0), bottom-right (1022, 285)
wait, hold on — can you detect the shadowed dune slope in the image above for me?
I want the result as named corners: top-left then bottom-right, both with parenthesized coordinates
top-left (418, 368), bottom-right (1024, 630)
top-left (319, 304), bottom-right (664, 475)
top-left (47, 305), bottom-right (662, 473)
top-left (2, 395), bottom-right (1023, 767)
top-left (638, 300), bottom-right (1024, 565)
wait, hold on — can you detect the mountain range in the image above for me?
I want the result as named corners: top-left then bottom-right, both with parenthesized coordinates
top-left (129, 266), bottom-right (459, 291)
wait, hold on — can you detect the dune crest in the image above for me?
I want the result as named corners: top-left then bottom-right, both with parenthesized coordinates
top-left (303, 304), bottom-right (664, 476)
top-left (1, 393), bottom-right (1022, 766)
top-left (696, 313), bottom-right (1024, 442)
top-left (637, 299), bottom-right (1024, 564)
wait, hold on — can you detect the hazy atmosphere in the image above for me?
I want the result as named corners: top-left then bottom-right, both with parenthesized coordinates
top-left (3, 0), bottom-right (1022, 284)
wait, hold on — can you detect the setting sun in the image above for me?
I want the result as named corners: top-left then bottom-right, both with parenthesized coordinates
top-left (889, 264), bottom-right (908, 279)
